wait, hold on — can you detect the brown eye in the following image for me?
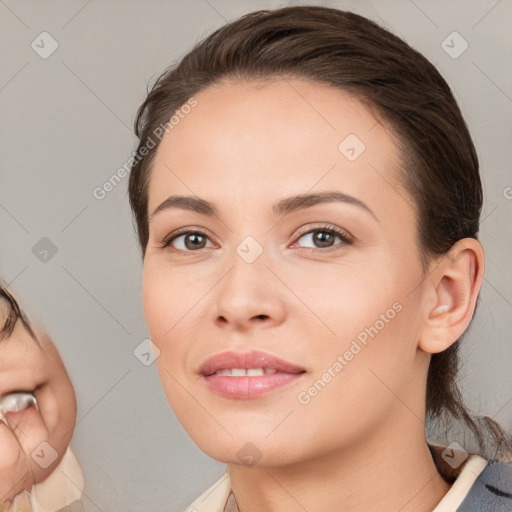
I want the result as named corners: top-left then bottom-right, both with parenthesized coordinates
top-left (295, 226), bottom-right (353, 250)
top-left (308, 230), bottom-right (336, 248)
top-left (161, 229), bottom-right (213, 252)
top-left (182, 232), bottom-right (207, 250)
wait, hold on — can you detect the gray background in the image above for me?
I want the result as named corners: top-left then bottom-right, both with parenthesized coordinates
top-left (1, 0), bottom-right (511, 510)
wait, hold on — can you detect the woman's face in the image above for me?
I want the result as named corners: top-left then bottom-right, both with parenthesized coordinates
top-left (142, 78), bottom-right (433, 466)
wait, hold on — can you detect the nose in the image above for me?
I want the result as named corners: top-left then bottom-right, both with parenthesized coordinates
top-left (213, 244), bottom-right (286, 331)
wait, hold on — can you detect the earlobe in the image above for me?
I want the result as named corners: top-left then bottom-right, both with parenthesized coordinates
top-left (418, 238), bottom-right (484, 354)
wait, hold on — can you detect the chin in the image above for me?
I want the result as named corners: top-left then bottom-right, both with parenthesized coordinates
top-left (189, 429), bottom-right (302, 468)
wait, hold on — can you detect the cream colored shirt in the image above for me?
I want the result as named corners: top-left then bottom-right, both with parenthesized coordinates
top-left (184, 453), bottom-right (488, 512)
top-left (7, 446), bottom-right (84, 512)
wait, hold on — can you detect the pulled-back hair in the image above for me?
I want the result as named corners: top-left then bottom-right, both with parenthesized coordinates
top-left (127, 5), bottom-right (511, 461)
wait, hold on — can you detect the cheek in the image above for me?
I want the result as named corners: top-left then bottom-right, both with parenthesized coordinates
top-left (141, 263), bottom-right (205, 386)
top-left (142, 276), bottom-right (167, 341)
top-left (291, 310), bottom-right (417, 446)
top-left (286, 261), bottom-right (398, 343)
top-left (141, 269), bottom-right (191, 411)
top-left (142, 263), bottom-right (188, 343)
top-left (294, 271), bottom-right (418, 408)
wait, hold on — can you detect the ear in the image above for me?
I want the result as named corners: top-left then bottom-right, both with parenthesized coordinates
top-left (418, 238), bottom-right (485, 354)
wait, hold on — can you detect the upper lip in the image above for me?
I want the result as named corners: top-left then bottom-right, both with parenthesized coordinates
top-left (0, 392), bottom-right (38, 415)
top-left (199, 350), bottom-right (306, 376)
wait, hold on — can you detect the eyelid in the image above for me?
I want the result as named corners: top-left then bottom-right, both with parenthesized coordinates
top-left (160, 223), bottom-right (353, 253)
top-left (160, 226), bottom-right (216, 251)
top-left (293, 222), bottom-right (353, 240)
top-left (290, 223), bottom-right (353, 251)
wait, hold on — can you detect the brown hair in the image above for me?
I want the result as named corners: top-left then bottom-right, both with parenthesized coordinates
top-left (0, 282), bottom-right (39, 346)
top-left (127, 6), bottom-right (511, 460)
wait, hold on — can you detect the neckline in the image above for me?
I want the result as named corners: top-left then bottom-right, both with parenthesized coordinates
top-left (213, 442), bottom-right (489, 512)
top-left (431, 453), bottom-right (488, 511)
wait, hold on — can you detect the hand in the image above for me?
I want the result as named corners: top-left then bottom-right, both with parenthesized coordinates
top-left (0, 312), bottom-right (77, 505)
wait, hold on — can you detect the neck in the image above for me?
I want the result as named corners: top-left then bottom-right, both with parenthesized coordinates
top-left (227, 419), bottom-right (451, 512)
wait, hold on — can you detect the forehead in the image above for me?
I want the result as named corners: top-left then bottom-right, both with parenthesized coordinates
top-left (147, 78), bottom-right (408, 220)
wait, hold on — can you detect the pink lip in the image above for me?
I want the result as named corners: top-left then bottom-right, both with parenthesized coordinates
top-left (3, 405), bottom-right (39, 428)
top-left (199, 349), bottom-right (307, 399)
top-left (199, 349), bottom-right (306, 375)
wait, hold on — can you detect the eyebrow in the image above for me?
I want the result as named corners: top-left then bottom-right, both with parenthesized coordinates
top-left (149, 191), bottom-right (377, 222)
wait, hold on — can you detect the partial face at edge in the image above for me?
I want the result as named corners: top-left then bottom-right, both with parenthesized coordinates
top-left (141, 78), bottom-right (430, 466)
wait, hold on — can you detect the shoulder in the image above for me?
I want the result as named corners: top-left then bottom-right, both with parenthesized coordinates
top-left (19, 446), bottom-right (85, 512)
top-left (184, 471), bottom-right (232, 512)
top-left (457, 459), bottom-right (512, 511)
top-left (429, 442), bottom-right (512, 512)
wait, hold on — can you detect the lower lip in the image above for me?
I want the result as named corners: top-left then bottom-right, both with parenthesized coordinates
top-left (202, 372), bottom-right (306, 399)
top-left (3, 405), bottom-right (39, 427)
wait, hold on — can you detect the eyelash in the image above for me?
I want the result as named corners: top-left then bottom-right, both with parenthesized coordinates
top-left (159, 224), bottom-right (353, 255)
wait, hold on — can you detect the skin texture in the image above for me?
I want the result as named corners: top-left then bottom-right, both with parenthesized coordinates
top-left (142, 78), bottom-right (484, 512)
top-left (0, 314), bottom-right (77, 505)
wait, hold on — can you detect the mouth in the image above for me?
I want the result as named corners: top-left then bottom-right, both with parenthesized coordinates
top-left (0, 392), bottom-right (39, 425)
top-left (199, 350), bottom-right (307, 399)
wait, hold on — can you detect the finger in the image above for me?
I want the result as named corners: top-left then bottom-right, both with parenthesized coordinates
top-left (3, 396), bottom-right (60, 487)
top-left (0, 416), bottom-right (32, 504)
